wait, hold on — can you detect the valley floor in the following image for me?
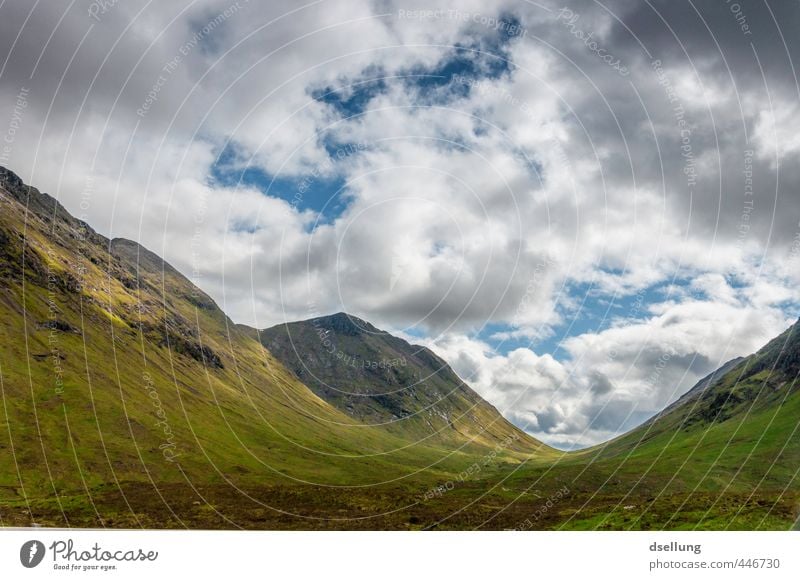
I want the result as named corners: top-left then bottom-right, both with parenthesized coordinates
top-left (2, 470), bottom-right (796, 530)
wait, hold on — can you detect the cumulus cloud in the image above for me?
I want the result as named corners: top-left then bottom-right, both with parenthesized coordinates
top-left (427, 274), bottom-right (795, 448)
top-left (1, 0), bottom-right (798, 447)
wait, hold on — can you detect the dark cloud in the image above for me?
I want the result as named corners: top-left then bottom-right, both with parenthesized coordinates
top-left (589, 370), bottom-right (614, 395)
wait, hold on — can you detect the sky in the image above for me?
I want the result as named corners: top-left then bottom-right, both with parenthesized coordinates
top-left (1, 0), bottom-right (799, 449)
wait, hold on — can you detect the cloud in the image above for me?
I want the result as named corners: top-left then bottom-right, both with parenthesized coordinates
top-left (1, 0), bottom-right (799, 446)
top-left (425, 272), bottom-right (795, 449)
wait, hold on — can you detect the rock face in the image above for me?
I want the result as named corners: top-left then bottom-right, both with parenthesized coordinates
top-left (0, 165), bottom-right (75, 224)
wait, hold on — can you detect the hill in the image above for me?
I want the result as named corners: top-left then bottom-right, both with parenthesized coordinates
top-left (258, 312), bottom-right (543, 453)
top-left (515, 318), bottom-right (800, 530)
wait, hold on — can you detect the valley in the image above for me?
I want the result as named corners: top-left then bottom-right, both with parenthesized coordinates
top-left (1, 166), bottom-right (798, 530)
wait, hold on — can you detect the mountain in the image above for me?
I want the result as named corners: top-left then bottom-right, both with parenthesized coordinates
top-left (469, 322), bottom-right (800, 531)
top-left (258, 312), bottom-right (543, 452)
top-left (0, 165), bottom-right (550, 528)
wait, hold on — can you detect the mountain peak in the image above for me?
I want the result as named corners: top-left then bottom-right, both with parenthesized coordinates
top-left (309, 311), bottom-right (377, 336)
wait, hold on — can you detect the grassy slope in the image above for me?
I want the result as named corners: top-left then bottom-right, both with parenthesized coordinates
top-left (587, 321), bottom-right (800, 489)
top-left (514, 323), bottom-right (800, 530)
top-left (0, 167), bottom-right (553, 527)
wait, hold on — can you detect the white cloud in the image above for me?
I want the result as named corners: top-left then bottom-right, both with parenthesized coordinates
top-left (754, 101), bottom-right (800, 163)
top-left (2, 0), bottom-right (799, 447)
top-left (424, 274), bottom-right (795, 449)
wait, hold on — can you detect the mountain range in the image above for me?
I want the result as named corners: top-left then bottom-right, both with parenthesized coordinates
top-left (0, 165), bottom-right (797, 530)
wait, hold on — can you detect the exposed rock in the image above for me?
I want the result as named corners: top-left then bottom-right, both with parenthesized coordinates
top-left (36, 319), bottom-right (79, 333)
top-left (160, 333), bottom-right (224, 369)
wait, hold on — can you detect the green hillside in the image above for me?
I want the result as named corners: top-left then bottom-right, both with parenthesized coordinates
top-left (0, 166), bottom-right (551, 527)
top-left (492, 322), bottom-right (800, 531)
